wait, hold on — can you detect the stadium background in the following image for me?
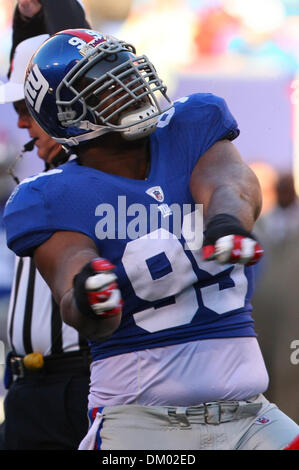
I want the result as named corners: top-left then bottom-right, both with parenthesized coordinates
top-left (0, 0), bottom-right (298, 425)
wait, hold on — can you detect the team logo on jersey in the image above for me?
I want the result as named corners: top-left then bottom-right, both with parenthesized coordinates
top-left (146, 186), bottom-right (164, 202)
top-left (24, 64), bottom-right (49, 113)
top-left (255, 416), bottom-right (270, 425)
top-left (157, 203), bottom-right (172, 218)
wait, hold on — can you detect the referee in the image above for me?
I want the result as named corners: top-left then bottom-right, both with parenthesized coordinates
top-left (4, 256), bottom-right (90, 450)
top-left (0, 0), bottom-right (92, 450)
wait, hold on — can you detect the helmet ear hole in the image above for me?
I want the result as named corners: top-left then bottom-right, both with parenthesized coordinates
top-left (58, 108), bottom-right (77, 125)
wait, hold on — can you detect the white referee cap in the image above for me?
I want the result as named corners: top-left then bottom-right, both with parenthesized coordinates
top-left (0, 34), bottom-right (49, 104)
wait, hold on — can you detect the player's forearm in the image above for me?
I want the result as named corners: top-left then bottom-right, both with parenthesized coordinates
top-left (205, 181), bottom-right (262, 231)
top-left (190, 140), bottom-right (262, 231)
top-left (56, 251), bottom-right (122, 342)
top-left (60, 288), bottom-right (121, 342)
top-left (34, 232), bottom-right (122, 342)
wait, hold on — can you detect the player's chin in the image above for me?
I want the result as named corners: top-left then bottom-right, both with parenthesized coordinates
top-left (44, 143), bottom-right (62, 163)
top-left (36, 147), bottom-right (48, 162)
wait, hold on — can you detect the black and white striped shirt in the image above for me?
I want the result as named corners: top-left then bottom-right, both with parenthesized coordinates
top-left (7, 256), bottom-right (88, 356)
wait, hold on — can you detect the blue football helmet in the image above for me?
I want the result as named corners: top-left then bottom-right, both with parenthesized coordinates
top-left (24, 29), bottom-right (173, 146)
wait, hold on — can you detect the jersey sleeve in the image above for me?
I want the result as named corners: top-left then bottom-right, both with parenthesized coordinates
top-left (4, 177), bottom-right (54, 257)
top-left (195, 93), bottom-right (239, 151)
top-left (4, 166), bottom-right (100, 257)
top-left (160, 93), bottom-right (240, 176)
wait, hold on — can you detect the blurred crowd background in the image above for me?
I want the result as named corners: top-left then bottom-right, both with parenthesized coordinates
top-left (0, 0), bottom-right (298, 424)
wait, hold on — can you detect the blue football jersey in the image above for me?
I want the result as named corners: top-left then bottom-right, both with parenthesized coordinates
top-left (4, 93), bottom-right (256, 361)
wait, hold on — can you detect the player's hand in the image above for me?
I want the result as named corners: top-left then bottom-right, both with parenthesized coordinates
top-left (73, 258), bottom-right (123, 318)
top-left (202, 214), bottom-right (264, 266)
top-left (18, 0), bottom-right (42, 19)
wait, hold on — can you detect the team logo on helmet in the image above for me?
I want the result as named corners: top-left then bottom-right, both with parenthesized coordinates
top-left (24, 64), bottom-right (49, 113)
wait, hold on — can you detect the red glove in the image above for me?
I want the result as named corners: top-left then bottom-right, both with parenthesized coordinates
top-left (202, 214), bottom-right (264, 266)
top-left (73, 258), bottom-right (123, 318)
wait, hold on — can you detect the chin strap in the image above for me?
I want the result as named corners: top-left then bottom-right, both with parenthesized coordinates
top-left (53, 103), bottom-right (164, 146)
top-left (53, 124), bottom-right (113, 147)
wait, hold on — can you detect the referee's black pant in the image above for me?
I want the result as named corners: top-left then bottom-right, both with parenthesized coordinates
top-left (2, 372), bottom-right (89, 450)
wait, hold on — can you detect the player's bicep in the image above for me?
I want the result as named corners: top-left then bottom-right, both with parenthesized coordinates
top-left (34, 230), bottom-right (100, 303)
top-left (190, 140), bottom-right (262, 219)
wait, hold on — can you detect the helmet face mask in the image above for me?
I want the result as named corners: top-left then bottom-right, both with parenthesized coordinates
top-left (24, 30), bottom-right (173, 146)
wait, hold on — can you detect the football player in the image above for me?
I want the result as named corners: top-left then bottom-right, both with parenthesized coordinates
top-left (4, 29), bottom-right (299, 450)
